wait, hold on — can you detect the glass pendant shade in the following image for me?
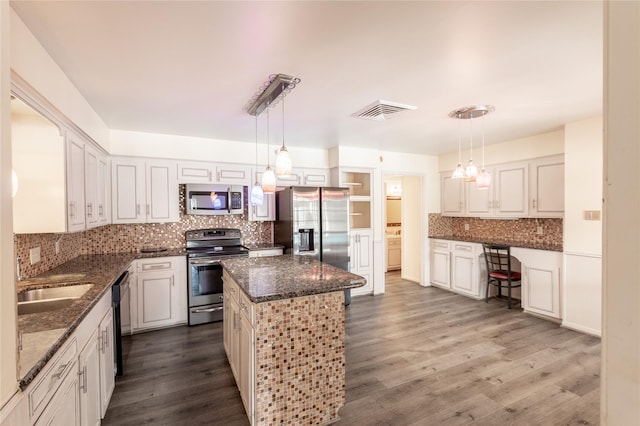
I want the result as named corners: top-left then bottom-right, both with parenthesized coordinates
top-left (261, 167), bottom-right (277, 193)
top-left (452, 164), bottom-right (465, 179)
top-left (464, 160), bottom-right (478, 182)
top-left (275, 146), bottom-right (292, 177)
top-left (476, 169), bottom-right (491, 189)
top-left (251, 181), bottom-right (264, 205)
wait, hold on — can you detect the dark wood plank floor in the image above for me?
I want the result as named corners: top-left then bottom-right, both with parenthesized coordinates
top-left (103, 272), bottom-right (600, 425)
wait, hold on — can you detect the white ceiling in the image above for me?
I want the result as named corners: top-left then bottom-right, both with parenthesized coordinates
top-left (10, 1), bottom-right (603, 156)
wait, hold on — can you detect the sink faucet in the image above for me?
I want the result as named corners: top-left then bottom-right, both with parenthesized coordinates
top-left (16, 256), bottom-right (22, 281)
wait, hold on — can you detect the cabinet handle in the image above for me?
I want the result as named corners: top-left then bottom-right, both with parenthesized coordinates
top-left (217, 172), bottom-right (221, 181)
top-left (86, 203), bottom-right (92, 217)
top-left (146, 204), bottom-right (150, 216)
top-left (69, 202), bottom-right (75, 218)
top-left (136, 204), bottom-right (141, 215)
top-left (532, 199), bottom-right (537, 209)
top-left (98, 204), bottom-right (103, 216)
top-left (52, 361), bottom-right (70, 379)
top-left (171, 276), bottom-right (174, 287)
top-left (79, 365), bottom-right (88, 393)
top-left (102, 329), bottom-right (109, 351)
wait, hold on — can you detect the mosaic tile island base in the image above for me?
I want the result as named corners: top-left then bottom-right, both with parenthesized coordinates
top-left (221, 255), bottom-right (367, 425)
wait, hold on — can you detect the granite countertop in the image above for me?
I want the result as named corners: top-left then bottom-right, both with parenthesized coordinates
top-left (221, 254), bottom-right (366, 303)
top-left (428, 235), bottom-right (562, 252)
top-left (16, 253), bottom-right (135, 389)
top-left (243, 243), bottom-right (285, 251)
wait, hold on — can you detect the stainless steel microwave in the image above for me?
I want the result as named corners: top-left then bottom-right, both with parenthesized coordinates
top-left (185, 184), bottom-right (244, 215)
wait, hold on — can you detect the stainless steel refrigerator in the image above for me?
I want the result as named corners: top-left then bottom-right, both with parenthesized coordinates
top-left (274, 186), bottom-right (351, 304)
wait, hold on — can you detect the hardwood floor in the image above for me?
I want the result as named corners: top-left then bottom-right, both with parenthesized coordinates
top-left (103, 272), bottom-right (600, 425)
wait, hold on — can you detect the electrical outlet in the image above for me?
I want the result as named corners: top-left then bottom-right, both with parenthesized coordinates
top-left (464, 223), bottom-right (470, 231)
top-left (55, 241), bottom-right (61, 254)
top-left (30, 247), bottom-right (41, 265)
top-left (536, 226), bottom-right (544, 235)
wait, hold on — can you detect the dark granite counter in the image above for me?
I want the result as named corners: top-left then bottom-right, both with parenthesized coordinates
top-left (243, 243), bottom-right (285, 251)
top-left (221, 254), bottom-right (366, 303)
top-left (16, 253), bottom-right (136, 389)
top-left (429, 235), bottom-right (562, 252)
top-left (16, 250), bottom-right (186, 390)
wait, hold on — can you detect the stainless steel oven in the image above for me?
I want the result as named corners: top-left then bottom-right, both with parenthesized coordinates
top-left (186, 228), bottom-right (248, 325)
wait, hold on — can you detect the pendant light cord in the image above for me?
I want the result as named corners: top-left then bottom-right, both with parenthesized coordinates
top-left (266, 105), bottom-right (270, 166)
top-left (282, 84), bottom-right (286, 150)
top-left (457, 115), bottom-right (462, 164)
top-left (481, 113), bottom-right (485, 169)
top-left (469, 116), bottom-right (474, 161)
top-left (255, 114), bottom-right (259, 181)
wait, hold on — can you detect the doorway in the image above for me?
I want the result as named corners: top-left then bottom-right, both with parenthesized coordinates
top-left (383, 174), bottom-right (422, 285)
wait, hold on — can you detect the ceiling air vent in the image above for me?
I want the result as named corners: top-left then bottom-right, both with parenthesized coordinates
top-left (352, 100), bottom-right (417, 121)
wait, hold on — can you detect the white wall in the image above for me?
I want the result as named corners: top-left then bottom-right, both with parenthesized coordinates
top-left (401, 176), bottom-right (421, 283)
top-left (1, 1), bottom-right (18, 407)
top-left (562, 116), bottom-right (603, 336)
top-left (10, 9), bottom-right (109, 150)
top-left (602, 2), bottom-right (640, 424)
top-left (439, 129), bottom-right (565, 172)
top-left (109, 129), bottom-right (330, 168)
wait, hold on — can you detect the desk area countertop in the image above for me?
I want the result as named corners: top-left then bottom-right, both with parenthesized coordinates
top-left (429, 235), bottom-right (562, 252)
top-left (220, 254), bottom-right (366, 303)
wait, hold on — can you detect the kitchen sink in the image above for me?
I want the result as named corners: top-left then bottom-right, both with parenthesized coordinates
top-left (27, 273), bottom-right (87, 283)
top-left (17, 284), bottom-right (93, 315)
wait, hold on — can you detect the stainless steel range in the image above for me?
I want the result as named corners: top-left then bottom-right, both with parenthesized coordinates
top-left (186, 228), bottom-right (249, 325)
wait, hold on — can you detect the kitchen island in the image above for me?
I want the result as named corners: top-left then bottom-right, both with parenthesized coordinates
top-left (220, 255), bottom-right (366, 426)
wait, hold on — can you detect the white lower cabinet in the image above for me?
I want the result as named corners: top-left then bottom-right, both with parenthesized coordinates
top-left (429, 240), bottom-right (451, 289)
top-left (131, 257), bottom-right (187, 332)
top-left (350, 230), bottom-right (373, 296)
top-left (78, 330), bottom-right (101, 426)
top-left (386, 237), bottom-right (401, 271)
top-left (512, 248), bottom-right (562, 319)
top-left (430, 239), bottom-right (562, 320)
top-left (35, 362), bottom-right (80, 426)
top-left (223, 272), bottom-right (255, 425)
top-left (98, 309), bottom-right (115, 417)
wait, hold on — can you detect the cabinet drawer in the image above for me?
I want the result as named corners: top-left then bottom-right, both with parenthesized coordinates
top-left (453, 243), bottom-right (474, 252)
top-left (223, 271), bottom-right (239, 302)
top-left (431, 240), bottom-right (450, 250)
top-left (28, 337), bottom-right (78, 421)
top-left (238, 291), bottom-right (254, 325)
top-left (137, 258), bottom-right (176, 272)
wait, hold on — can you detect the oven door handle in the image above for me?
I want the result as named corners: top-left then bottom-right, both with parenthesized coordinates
top-left (190, 259), bottom-right (222, 265)
top-left (192, 306), bottom-right (224, 313)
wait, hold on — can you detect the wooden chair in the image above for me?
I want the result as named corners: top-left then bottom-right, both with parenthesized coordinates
top-left (482, 243), bottom-right (522, 309)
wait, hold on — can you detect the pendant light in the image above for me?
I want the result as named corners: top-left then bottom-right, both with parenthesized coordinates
top-left (261, 106), bottom-right (277, 193)
top-left (250, 114), bottom-right (264, 205)
top-left (464, 117), bottom-right (478, 182)
top-left (275, 83), bottom-right (292, 177)
top-left (476, 113), bottom-right (491, 190)
top-left (449, 105), bottom-right (495, 188)
top-left (451, 116), bottom-right (465, 179)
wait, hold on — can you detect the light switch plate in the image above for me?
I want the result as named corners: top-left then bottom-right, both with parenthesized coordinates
top-left (536, 226), bottom-right (544, 235)
top-left (584, 210), bottom-right (601, 221)
top-left (464, 223), bottom-right (469, 231)
top-left (30, 247), bottom-right (41, 265)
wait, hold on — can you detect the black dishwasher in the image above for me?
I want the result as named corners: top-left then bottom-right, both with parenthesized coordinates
top-left (111, 271), bottom-right (130, 376)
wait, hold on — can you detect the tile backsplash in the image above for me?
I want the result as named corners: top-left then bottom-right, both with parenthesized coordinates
top-left (428, 213), bottom-right (563, 248)
top-left (14, 186), bottom-right (272, 279)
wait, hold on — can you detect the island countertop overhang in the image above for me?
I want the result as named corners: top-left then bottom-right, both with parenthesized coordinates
top-left (220, 254), bottom-right (366, 303)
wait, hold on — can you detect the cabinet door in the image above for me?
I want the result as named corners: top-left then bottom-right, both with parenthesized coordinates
top-left (67, 135), bottom-right (86, 231)
top-left (430, 250), bottom-right (450, 288)
top-left (530, 158), bottom-right (564, 217)
top-left (451, 251), bottom-right (477, 297)
top-left (387, 240), bottom-right (401, 270)
top-left (441, 174), bottom-right (464, 216)
top-left (99, 309), bottom-right (115, 417)
top-left (112, 159), bottom-right (145, 224)
top-left (97, 156), bottom-right (110, 225)
top-left (226, 296), bottom-right (240, 382)
top-left (35, 364), bottom-right (80, 426)
top-left (465, 177), bottom-right (493, 217)
top-left (355, 232), bottom-right (372, 270)
top-left (302, 169), bottom-right (330, 186)
top-left (523, 265), bottom-right (561, 319)
top-left (84, 146), bottom-right (99, 227)
top-left (178, 161), bottom-right (214, 183)
top-left (137, 270), bottom-right (176, 330)
top-left (494, 163), bottom-right (528, 217)
top-left (249, 193), bottom-right (275, 221)
top-left (146, 161), bottom-right (179, 223)
top-left (79, 330), bottom-right (101, 426)
top-left (276, 170), bottom-right (302, 187)
top-left (239, 314), bottom-right (254, 417)
top-left (215, 164), bottom-right (251, 185)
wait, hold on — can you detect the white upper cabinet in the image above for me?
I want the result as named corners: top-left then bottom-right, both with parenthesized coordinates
top-left (441, 174), bottom-right (465, 216)
top-left (112, 158), bottom-right (179, 224)
top-left (529, 155), bottom-right (564, 217)
top-left (255, 167), bottom-right (330, 188)
top-left (178, 161), bottom-right (251, 186)
top-left (443, 157), bottom-right (559, 218)
top-left (66, 133), bottom-right (87, 232)
top-left (248, 193), bottom-right (276, 222)
top-left (84, 145), bottom-right (110, 229)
